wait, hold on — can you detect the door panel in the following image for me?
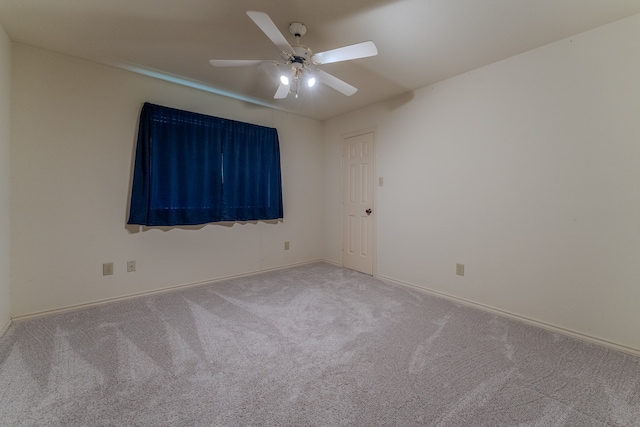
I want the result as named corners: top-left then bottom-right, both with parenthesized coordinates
top-left (342, 131), bottom-right (375, 275)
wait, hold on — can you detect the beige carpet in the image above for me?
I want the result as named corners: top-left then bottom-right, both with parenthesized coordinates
top-left (0, 262), bottom-right (639, 426)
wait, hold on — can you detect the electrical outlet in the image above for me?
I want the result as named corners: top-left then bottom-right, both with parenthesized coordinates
top-left (127, 260), bottom-right (136, 272)
top-left (456, 263), bottom-right (465, 276)
top-left (103, 262), bottom-right (114, 276)
top-left (284, 241), bottom-right (290, 250)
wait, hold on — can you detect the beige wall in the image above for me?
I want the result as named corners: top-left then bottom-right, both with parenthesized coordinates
top-left (324, 15), bottom-right (640, 351)
top-left (10, 44), bottom-right (324, 316)
top-left (0, 25), bottom-right (11, 331)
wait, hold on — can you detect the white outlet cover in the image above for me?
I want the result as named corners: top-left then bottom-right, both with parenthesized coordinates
top-left (103, 262), bottom-right (114, 276)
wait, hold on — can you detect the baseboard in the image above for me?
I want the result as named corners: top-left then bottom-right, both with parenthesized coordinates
top-left (17, 263), bottom-right (633, 358)
top-left (322, 259), bottom-right (341, 267)
top-left (0, 316), bottom-right (11, 338)
top-left (12, 259), bottom-right (327, 323)
top-left (377, 274), bottom-right (640, 358)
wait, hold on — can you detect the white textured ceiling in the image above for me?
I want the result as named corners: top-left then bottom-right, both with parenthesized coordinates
top-left (1, 0), bottom-right (640, 120)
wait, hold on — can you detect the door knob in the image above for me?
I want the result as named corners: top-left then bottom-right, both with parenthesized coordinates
top-left (366, 209), bottom-right (372, 215)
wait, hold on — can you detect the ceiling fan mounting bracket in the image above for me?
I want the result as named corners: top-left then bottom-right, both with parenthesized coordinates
top-left (289, 22), bottom-right (307, 38)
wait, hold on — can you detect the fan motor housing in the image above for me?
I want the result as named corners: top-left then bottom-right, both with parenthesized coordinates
top-left (284, 45), bottom-right (312, 64)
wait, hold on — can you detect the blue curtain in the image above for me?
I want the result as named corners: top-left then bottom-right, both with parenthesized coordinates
top-left (128, 103), bottom-right (283, 226)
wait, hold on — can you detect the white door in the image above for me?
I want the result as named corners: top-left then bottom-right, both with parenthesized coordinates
top-left (342, 131), bottom-right (375, 275)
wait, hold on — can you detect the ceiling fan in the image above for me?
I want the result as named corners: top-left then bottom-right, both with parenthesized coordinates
top-left (210, 11), bottom-right (378, 99)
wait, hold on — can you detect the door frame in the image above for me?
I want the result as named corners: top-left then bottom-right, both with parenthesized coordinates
top-left (340, 127), bottom-right (377, 276)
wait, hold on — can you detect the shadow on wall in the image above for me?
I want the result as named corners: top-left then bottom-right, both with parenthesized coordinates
top-left (382, 91), bottom-right (415, 111)
top-left (125, 219), bottom-right (282, 234)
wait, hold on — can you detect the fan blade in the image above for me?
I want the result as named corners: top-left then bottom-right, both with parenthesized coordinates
top-left (274, 82), bottom-right (290, 99)
top-left (209, 59), bottom-right (270, 67)
top-left (247, 11), bottom-right (294, 55)
top-left (312, 41), bottom-right (377, 65)
top-left (259, 63), bottom-right (291, 98)
top-left (316, 69), bottom-right (358, 96)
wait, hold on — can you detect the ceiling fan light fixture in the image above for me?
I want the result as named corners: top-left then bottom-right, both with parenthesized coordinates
top-left (210, 11), bottom-right (378, 99)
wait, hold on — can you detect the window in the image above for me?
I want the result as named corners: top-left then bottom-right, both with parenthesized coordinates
top-left (128, 103), bottom-right (283, 226)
